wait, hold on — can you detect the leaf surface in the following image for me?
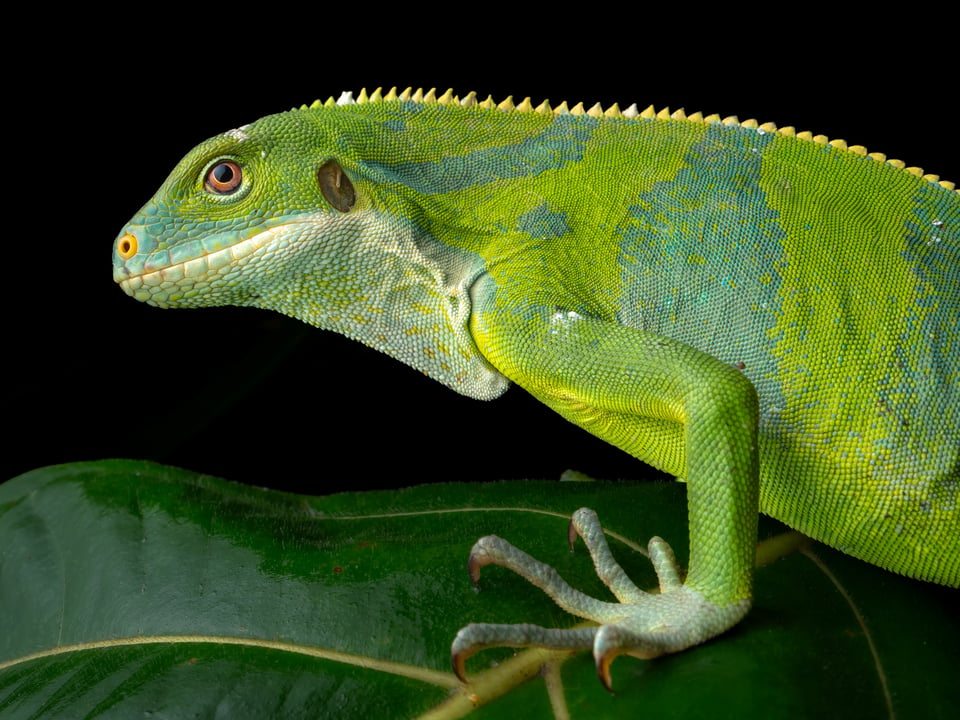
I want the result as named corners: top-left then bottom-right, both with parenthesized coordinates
top-left (1, 461), bottom-right (956, 719)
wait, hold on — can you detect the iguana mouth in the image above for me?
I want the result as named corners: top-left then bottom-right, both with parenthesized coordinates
top-left (114, 211), bottom-right (345, 289)
top-left (113, 224), bottom-right (289, 306)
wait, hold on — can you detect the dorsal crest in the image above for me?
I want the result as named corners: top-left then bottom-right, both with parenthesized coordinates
top-left (298, 86), bottom-right (957, 194)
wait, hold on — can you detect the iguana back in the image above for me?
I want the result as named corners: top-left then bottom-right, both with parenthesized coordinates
top-left (603, 112), bottom-right (958, 583)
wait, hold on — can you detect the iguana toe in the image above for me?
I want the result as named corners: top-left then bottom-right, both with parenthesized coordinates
top-left (452, 508), bottom-right (749, 689)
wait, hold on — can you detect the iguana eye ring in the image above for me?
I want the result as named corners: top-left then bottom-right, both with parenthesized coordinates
top-left (205, 160), bottom-right (243, 194)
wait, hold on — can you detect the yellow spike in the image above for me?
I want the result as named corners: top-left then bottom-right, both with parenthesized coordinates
top-left (423, 88), bottom-right (438, 103)
top-left (535, 99), bottom-right (552, 114)
top-left (828, 139), bottom-right (848, 150)
top-left (570, 102), bottom-right (586, 115)
top-left (309, 99), bottom-right (323, 109)
top-left (656, 107), bottom-right (672, 120)
top-left (640, 105), bottom-right (657, 119)
top-left (479, 95), bottom-right (497, 110)
top-left (779, 126), bottom-right (796, 136)
top-left (357, 88), bottom-right (370, 104)
top-left (905, 166), bottom-right (924, 177)
top-left (703, 113), bottom-right (721, 124)
top-left (587, 102), bottom-right (605, 118)
top-left (399, 87), bottom-right (413, 101)
top-left (868, 152), bottom-right (887, 162)
top-left (796, 131), bottom-right (813, 141)
top-left (939, 180), bottom-right (956, 190)
top-left (605, 102), bottom-right (622, 118)
top-left (812, 134), bottom-right (829, 145)
top-left (497, 95), bottom-right (516, 111)
top-left (516, 97), bottom-right (534, 113)
top-left (888, 158), bottom-right (906, 169)
top-left (383, 87), bottom-right (399, 101)
top-left (759, 121), bottom-right (778, 133)
top-left (553, 101), bottom-right (570, 115)
top-left (461, 91), bottom-right (478, 107)
top-left (848, 145), bottom-right (868, 156)
top-left (411, 88), bottom-right (424, 102)
top-left (369, 87), bottom-right (384, 102)
top-left (323, 96), bottom-right (337, 107)
top-left (438, 88), bottom-right (456, 105)
top-left (722, 115), bottom-right (740, 126)
top-left (923, 173), bottom-right (940, 182)
top-left (687, 111), bottom-right (704, 122)
top-left (671, 108), bottom-right (687, 121)
top-left (740, 118), bottom-right (758, 129)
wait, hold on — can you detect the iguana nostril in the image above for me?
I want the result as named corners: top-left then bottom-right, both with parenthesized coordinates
top-left (117, 232), bottom-right (137, 259)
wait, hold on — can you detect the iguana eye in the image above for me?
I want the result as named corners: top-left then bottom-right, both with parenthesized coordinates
top-left (205, 160), bottom-right (243, 194)
top-left (318, 160), bottom-right (356, 212)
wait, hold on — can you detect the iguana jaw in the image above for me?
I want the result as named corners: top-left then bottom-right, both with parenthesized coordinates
top-left (114, 221), bottom-right (305, 309)
top-left (114, 212), bottom-right (511, 400)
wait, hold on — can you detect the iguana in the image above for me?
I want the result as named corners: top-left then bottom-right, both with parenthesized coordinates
top-left (113, 87), bottom-right (959, 689)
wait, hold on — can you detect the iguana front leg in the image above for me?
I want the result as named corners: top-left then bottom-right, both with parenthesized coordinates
top-left (454, 307), bottom-right (760, 688)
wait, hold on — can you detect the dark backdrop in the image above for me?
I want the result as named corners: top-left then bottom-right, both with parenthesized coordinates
top-left (8, 19), bottom-right (955, 496)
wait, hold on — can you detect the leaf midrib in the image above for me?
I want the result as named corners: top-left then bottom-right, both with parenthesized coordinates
top-left (0, 634), bottom-right (458, 688)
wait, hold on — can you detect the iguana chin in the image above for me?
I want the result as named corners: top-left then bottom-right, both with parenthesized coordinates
top-left (113, 87), bottom-right (959, 690)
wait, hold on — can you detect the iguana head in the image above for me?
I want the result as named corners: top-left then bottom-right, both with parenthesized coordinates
top-left (113, 108), bottom-right (366, 308)
top-left (113, 95), bottom-right (508, 400)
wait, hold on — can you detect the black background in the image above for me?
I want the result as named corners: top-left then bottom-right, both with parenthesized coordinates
top-left (7, 16), bottom-right (956, 496)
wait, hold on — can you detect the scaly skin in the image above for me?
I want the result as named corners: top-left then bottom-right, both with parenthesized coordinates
top-left (113, 87), bottom-right (960, 687)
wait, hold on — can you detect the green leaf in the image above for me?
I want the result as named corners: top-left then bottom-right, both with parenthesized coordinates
top-left (1, 461), bottom-right (956, 719)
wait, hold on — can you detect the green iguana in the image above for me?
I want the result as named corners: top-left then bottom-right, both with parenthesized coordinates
top-left (113, 87), bottom-right (959, 689)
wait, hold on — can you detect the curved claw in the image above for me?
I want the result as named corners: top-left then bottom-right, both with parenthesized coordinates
top-left (451, 624), bottom-right (493, 682)
top-left (591, 623), bottom-right (657, 692)
top-left (468, 549), bottom-right (484, 587)
top-left (595, 648), bottom-right (617, 693)
top-left (451, 641), bottom-right (472, 682)
top-left (467, 535), bottom-right (508, 586)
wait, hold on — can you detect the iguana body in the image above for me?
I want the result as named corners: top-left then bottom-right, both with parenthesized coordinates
top-left (114, 87), bottom-right (959, 686)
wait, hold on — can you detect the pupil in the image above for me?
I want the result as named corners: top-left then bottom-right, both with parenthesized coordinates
top-left (214, 164), bottom-right (234, 184)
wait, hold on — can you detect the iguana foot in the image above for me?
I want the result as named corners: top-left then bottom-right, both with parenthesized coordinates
top-left (451, 508), bottom-right (748, 690)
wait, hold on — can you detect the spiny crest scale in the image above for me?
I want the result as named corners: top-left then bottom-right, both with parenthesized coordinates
top-left (292, 87), bottom-right (955, 193)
